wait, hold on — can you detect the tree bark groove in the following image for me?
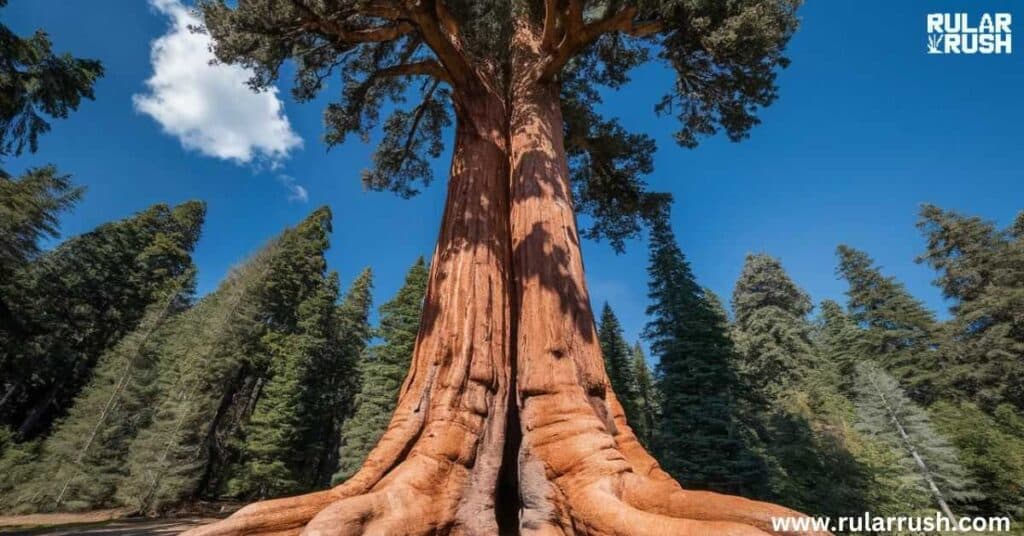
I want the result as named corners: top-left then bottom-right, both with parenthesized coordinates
top-left (184, 28), bottom-right (821, 536)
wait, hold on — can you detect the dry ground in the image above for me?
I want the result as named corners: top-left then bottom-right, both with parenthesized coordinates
top-left (0, 510), bottom-right (217, 535)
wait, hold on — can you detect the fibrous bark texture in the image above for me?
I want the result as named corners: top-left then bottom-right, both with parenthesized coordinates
top-left (185, 25), bottom-right (821, 536)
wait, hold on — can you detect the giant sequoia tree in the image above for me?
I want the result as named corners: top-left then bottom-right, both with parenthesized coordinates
top-left (191, 0), bottom-right (813, 534)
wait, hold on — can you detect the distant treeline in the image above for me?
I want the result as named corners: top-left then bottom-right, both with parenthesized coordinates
top-left (603, 205), bottom-right (1024, 530)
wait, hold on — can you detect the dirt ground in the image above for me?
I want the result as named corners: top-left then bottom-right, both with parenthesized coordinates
top-left (0, 511), bottom-right (217, 535)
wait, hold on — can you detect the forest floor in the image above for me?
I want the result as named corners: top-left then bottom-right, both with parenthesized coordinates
top-left (0, 510), bottom-right (218, 535)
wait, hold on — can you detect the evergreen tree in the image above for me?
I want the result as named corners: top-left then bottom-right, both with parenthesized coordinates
top-left (197, 0), bottom-right (803, 529)
top-left (0, 166), bottom-right (82, 271)
top-left (0, 0), bottom-right (103, 160)
top-left (118, 208), bottom-right (334, 513)
top-left (0, 275), bottom-right (193, 512)
top-left (917, 205), bottom-right (1024, 411)
top-left (851, 362), bottom-right (978, 520)
top-left (815, 300), bottom-right (863, 394)
top-left (227, 273), bottom-right (343, 499)
top-left (597, 303), bottom-right (638, 422)
top-left (644, 215), bottom-right (754, 492)
top-left (305, 269), bottom-right (373, 487)
top-left (333, 258), bottom-right (428, 484)
top-left (812, 303), bottom-right (934, 519)
top-left (1, 200), bottom-right (205, 439)
top-left (836, 245), bottom-right (939, 403)
top-left (0, 167), bottom-right (82, 388)
top-left (732, 253), bottom-right (816, 398)
top-left (929, 401), bottom-right (1024, 522)
top-left (628, 343), bottom-right (656, 448)
top-left (732, 254), bottom-right (879, 516)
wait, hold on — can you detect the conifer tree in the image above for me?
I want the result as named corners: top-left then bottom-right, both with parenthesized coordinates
top-left (815, 300), bottom-right (863, 394)
top-left (628, 343), bottom-right (656, 448)
top-left (732, 254), bottom-right (816, 398)
top-left (597, 303), bottom-right (638, 423)
top-left (929, 401), bottom-right (1024, 522)
top-left (0, 0), bottom-right (103, 160)
top-left (333, 258), bottom-right (427, 484)
top-left (118, 208), bottom-right (334, 513)
top-left (851, 362), bottom-right (978, 520)
top-left (836, 245), bottom-right (939, 403)
top-left (0, 167), bottom-right (82, 387)
top-left (731, 254), bottom-right (882, 516)
top-left (0, 275), bottom-right (194, 512)
top-left (306, 269), bottom-right (373, 487)
top-left (644, 216), bottom-right (754, 492)
top-left (227, 272), bottom-right (343, 499)
top-left (1, 201), bottom-right (205, 439)
top-left (916, 205), bottom-right (1024, 411)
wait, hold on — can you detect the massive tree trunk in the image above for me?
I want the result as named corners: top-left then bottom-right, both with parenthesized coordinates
top-left (185, 31), bottom-right (820, 536)
top-left (506, 29), bottom-right (812, 536)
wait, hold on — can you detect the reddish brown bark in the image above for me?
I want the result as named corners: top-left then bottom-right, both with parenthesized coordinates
top-left (185, 26), bottom-right (823, 536)
top-left (507, 28), bottom-right (816, 536)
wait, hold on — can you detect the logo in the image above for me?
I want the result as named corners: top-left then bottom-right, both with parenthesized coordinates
top-left (927, 13), bottom-right (1012, 54)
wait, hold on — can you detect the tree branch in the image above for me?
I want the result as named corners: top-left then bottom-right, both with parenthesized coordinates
top-left (539, 6), bottom-right (663, 81)
top-left (376, 60), bottom-right (452, 85)
top-left (406, 0), bottom-right (481, 93)
top-left (396, 79), bottom-right (442, 172)
top-left (541, 0), bottom-right (563, 51)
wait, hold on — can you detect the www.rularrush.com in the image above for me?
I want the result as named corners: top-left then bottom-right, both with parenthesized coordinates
top-left (771, 513), bottom-right (1013, 533)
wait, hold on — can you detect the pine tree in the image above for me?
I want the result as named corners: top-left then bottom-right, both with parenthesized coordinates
top-left (0, 275), bottom-right (193, 512)
top-left (731, 254), bottom-right (884, 516)
top-left (916, 205), bottom-right (1024, 411)
top-left (305, 269), bottom-right (373, 487)
top-left (851, 362), bottom-right (978, 520)
top-left (0, 167), bottom-right (82, 272)
top-left (0, 0), bottom-right (103, 160)
top-left (836, 245), bottom-right (939, 403)
top-left (628, 343), bottom-right (656, 448)
top-left (333, 258), bottom-right (428, 484)
top-left (118, 208), bottom-right (335, 513)
top-left (815, 300), bottom-right (864, 394)
top-left (227, 272), bottom-right (343, 499)
top-left (732, 254), bottom-right (816, 398)
top-left (1, 200), bottom-right (205, 439)
top-left (644, 216), bottom-right (755, 493)
top-left (597, 303), bottom-right (638, 422)
top-left (929, 401), bottom-right (1024, 522)
top-left (0, 167), bottom-right (83, 398)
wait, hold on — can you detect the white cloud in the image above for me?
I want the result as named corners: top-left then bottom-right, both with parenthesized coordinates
top-left (277, 175), bottom-right (309, 203)
top-left (134, 0), bottom-right (302, 165)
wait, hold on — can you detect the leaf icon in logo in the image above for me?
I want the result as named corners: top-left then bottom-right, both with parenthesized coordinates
top-left (928, 34), bottom-right (943, 54)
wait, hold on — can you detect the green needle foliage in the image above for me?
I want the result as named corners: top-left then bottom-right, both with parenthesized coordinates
top-left (0, 0), bottom-right (103, 159)
top-left (644, 214), bottom-right (755, 493)
top-left (0, 275), bottom-right (194, 513)
top-left (836, 245), bottom-right (939, 403)
top-left (628, 343), bottom-right (656, 448)
top-left (1, 201), bottom-right (205, 440)
top-left (851, 362), bottom-right (980, 518)
top-left (916, 205), bottom-right (1024, 411)
top-left (117, 208), bottom-right (340, 513)
top-left (199, 0), bottom-right (800, 250)
top-left (598, 303), bottom-right (639, 422)
top-left (732, 253), bottom-right (816, 399)
top-left (333, 258), bottom-right (428, 485)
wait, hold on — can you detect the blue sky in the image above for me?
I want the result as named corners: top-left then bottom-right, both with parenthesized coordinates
top-left (5, 0), bottom-right (1022, 350)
